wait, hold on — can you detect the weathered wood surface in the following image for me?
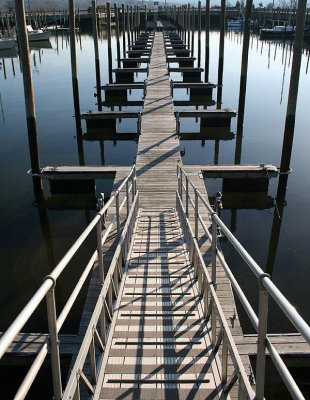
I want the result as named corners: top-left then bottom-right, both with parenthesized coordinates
top-left (172, 82), bottom-right (216, 89)
top-left (101, 83), bottom-right (145, 91)
top-left (184, 164), bottom-right (279, 178)
top-left (176, 109), bottom-right (236, 118)
top-left (136, 31), bottom-right (180, 209)
top-left (99, 209), bottom-right (221, 399)
top-left (38, 165), bottom-right (129, 180)
top-left (169, 67), bottom-right (204, 73)
top-left (81, 111), bottom-right (141, 120)
top-left (113, 68), bottom-right (148, 73)
top-left (183, 168), bottom-right (255, 397)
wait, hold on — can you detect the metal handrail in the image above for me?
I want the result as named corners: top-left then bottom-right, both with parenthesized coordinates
top-left (176, 192), bottom-right (256, 399)
top-left (0, 166), bottom-right (137, 400)
top-left (177, 164), bottom-right (310, 400)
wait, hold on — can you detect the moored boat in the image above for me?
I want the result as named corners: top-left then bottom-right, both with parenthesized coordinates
top-left (7, 25), bottom-right (51, 42)
top-left (0, 38), bottom-right (16, 50)
top-left (227, 17), bottom-right (244, 28)
top-left (260, 25), bottom-right (295, 39)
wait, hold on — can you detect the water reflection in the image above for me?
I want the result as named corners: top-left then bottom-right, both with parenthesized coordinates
top-left (0, 21), bottom-right (310, 334)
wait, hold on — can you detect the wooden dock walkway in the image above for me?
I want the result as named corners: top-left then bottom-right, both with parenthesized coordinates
top-left (95, 32), bottom-right (253, 399)
top-left (2, 20), bottom-right (309, 400)
top-left (136, 32), bottom-right (180, 209)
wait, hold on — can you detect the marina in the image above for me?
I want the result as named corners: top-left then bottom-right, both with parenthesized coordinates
top-left (0, 0), bottom-right (310, 399)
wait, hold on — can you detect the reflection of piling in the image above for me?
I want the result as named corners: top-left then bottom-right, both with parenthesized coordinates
top-left (14, 0), bottom-right (41, 188)
top-left (107, 2), bottom-right (113, 84)
top-left (92, 0), bottom-right (102, 108)
top-left (266, 174), bottom-right (287, 277)
top-left (217, 0), bottom-right (226, 108)
top-left (205, 0), bottom-right (210, 82)
top-left (198, 1), bottom-right (201, 67)
top-left (279, 0), bottom-right (307, 174)
top-left (237, 0), bottom-right (253, 132)
top-left (115, 4), bottom-right (121, 68)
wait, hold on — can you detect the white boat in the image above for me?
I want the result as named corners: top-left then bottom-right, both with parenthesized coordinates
top-left (0, 38), bottom-right (16, 50)
top-left (8, 25), bottom-right (51, 42)
top-left (260, 25), bottom-right (295, 38)
top-left (227, 18), bottom-right (244, 28)
top-left (26, 25), bottom-right (51, 42)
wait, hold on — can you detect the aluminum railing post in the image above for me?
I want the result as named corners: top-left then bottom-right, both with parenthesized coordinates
top-left (116, 190), bottom-right (120, 237)
top-left (132, 170), bottom-right (135, 201)
top-left (96, 218), bottom-right (104, 282)
top-left (211, 215), bottom-right (217, 289)
top-left (126, 180), bottom-right (130, 217)
top-left (194, 188), bottom-right (199, 239)
top-left (180, 168), bottom-right (183, 200)
top-left (256, 274), bottom-right (270, 400)
top-left (185, 175), bottom-right (189, 216)
top-left (46, 284), bottom-right (62, 400)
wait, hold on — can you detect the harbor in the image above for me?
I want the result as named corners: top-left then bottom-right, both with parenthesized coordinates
top-left (0, 0), bottom-right (310, 399)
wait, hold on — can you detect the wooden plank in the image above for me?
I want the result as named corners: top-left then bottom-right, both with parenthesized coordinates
top-left (185, 164), bottom-right (279, 178)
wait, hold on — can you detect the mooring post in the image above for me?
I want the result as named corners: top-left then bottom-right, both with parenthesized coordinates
top-left (217, 0), bottom-right (226, 108)
top-left (145, 5), bottom-right (147, 32)
top-left (92, 0), bottom-right (102, 109)
top-left (107, 2), bottom-right (113, 84)
top-left (14, 0), bottom-right (41, 191)
top-left (191, 7), bottom-right (195, 57)
top-left (198, 1), bottom-right (201, 67)
top-left (115, 3), bottom-right (121, 68)
top-left (279, 0), bottom-right (307, 175)
top-left (69, 0), bottom-right (84, 167)
top-left (69, 0), bottom-right (81, 122)
top-left (127, 4), bottom-right (130, 48)
top-left (6, 13), bottom-right (11, 36)
top-left (237, 0), bottom-right (253, 132)
top-left (122, 4), bottom-right (126, 57)
top-left (187, 3), bottom-right (191, 50)
top-left (130, 6), bottom-right (134, 45)
top-left (205, 0), bottom-right (210, 82)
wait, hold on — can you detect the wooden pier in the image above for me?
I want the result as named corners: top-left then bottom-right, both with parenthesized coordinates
top-left (1, 8), bottom-right (310, 400)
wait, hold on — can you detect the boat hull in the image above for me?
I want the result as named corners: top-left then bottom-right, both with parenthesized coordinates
top-left (28, 31), bottom-right (51, 42)
top-left (0, 39), bottom-right (16, 50)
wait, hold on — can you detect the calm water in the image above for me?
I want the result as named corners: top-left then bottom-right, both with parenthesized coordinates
top-left (0, 27), bottom-right (310, 340)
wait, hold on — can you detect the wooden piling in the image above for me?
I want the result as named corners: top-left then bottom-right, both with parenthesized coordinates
top-left (198, 1), bottom-right (201, 67)
top-left (6, 13), bottom-right (11, 37)
top-left (145, 5), bottom-right (147, 32)
top-left (217, 0), bottom-right (226, 108)
top-left (127, 5), bottom-right (130, 48)
top-left (69, 0), bottom-right (84, 164)
top-left (92, 0), bottom-right (102, 109)
top-left (237, 0), bottom-right (253, 130)
top-left (14, 0), bottom-right (41, 182)
top-left (191, 7), bottom-right (195, 57)
top-left (130, 6), bottom-right (134, 45)
top-left (205, 0), bottom-right (210, 82)
top-left (279, 0), bottom-right (307, 174)
top-left (115, 4), bottom-right (121, 68)
top-left (187, 3), bottom-right (191, 50)
top-left (107, 2), bottom-right (113, 84)
top-left (122, 4), bottom-right (126, 57)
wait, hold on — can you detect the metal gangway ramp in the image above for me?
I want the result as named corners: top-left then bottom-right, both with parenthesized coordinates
top-left (0, 29), bottom-right (309, 400)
